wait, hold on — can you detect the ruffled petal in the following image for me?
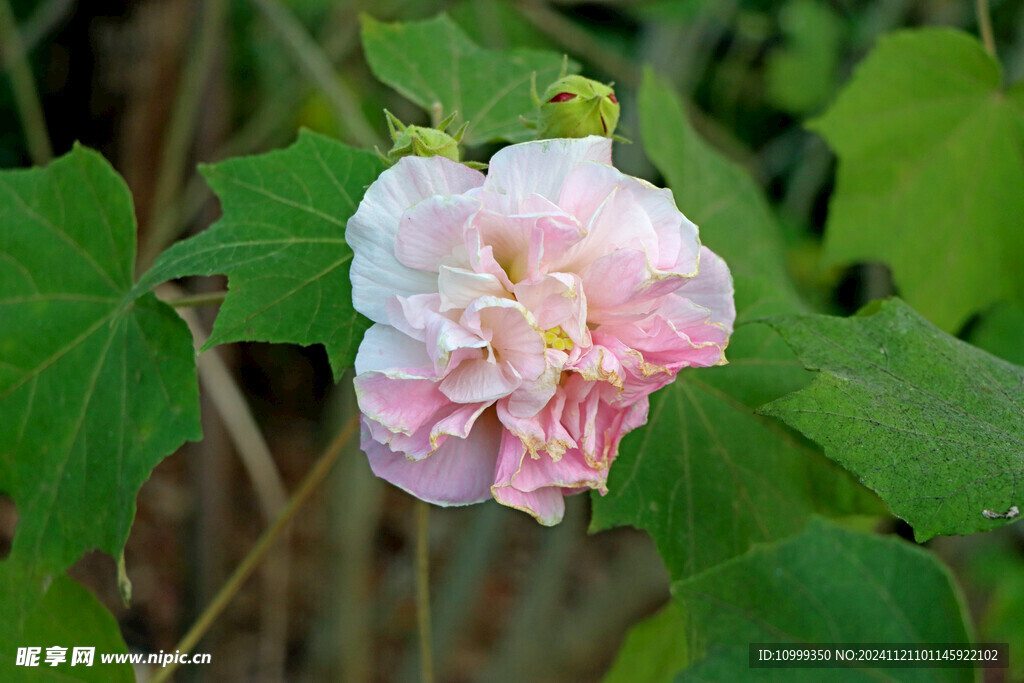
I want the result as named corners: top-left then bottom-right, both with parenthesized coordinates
top-left (492, 485), bottom-right (565, 526)
top-left (348, 156), bottom-right (484, 322)
top-left (497, 391), bottom-right (576, 455)
top-left (461, 297), bottom-right (547, 381)
top-left (504, 349), bottom-right (565, 419)
top-left (491, 431), bottom-right (566, 525)
top-left (513, 272), bottom-right (589, 345)
top-left (440, 358), bottom-right (521, 403)
top-left (354, 372), bottom-right (447, 436)
top-left (581, 249), bottom-right (686, 324)
top-left (387, 294), bottom-right (488, 374)
top-left (364, 408), bottom-right (502, 505)
top-left (676, 247), bottom-right (736, 333)
top-left (364, 400), bottom-right (491, 460)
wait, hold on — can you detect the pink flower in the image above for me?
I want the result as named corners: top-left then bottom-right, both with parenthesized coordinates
top-left (348, 136), bottom-right (734, 525)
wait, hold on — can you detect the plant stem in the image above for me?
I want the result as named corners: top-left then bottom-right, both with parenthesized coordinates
top-left (976, 0), bottom-right (996, 59)
top-left (415, 499), bottom-right (435, 683)
top-left (151, 414), bottom-right (359, 683)
top-left (138, 0), bottom-right (229, 272)
top-left (165, 290), bottom-right (228, 309)
top-left (0, 0), bottom-right (52, 165)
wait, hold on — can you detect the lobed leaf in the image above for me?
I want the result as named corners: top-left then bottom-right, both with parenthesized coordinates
top-left (604, 601), bottom-right (690, 683)
top-left (760, 298), bottom-right (1024, 541)
top-left (0, 146), bottom-right (200, 664)
top-left (360, 13), bottom-right (573, 145)
top-left (675, 519), bottom-right (973, 681)
top-left (137, 130), bottom-right (383, 378)
top-left (812, 28), bottom-right (1024, 332)
top-left (0, 573), bottom-right (133, 682)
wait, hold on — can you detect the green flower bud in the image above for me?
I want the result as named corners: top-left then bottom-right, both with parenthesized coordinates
top-left (378, 110), bottom-right (485, 169)
top-left (535, 74), bottom-right (620, 139)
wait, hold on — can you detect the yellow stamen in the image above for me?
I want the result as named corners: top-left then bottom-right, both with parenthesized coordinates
top-left (543, 326), bottom-right (574, 352)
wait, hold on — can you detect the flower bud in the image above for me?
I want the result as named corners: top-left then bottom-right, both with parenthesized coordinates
top-left (379, 110), bottom-right (478, 167)
top-left (535, 74), bottom-right (620, 139)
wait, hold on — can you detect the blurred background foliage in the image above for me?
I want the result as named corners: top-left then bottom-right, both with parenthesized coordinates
top-left (2, 0), bottom-right (1023, 680)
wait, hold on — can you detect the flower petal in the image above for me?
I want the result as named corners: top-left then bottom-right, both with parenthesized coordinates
top-left (481, 136), bottom-right (612, 214)
top-left (354, 372), bottom-right (447, 436)
top-left (348, 156), bottom-right (484, 322)
top-left (364, 409), bottom-right (502, 505)
top-left (677, 247), bottom-right (736, 333)
top-left (364, 400), bottom-right (491, 461)
top-left (491, 431), bottom-right (566, 525)
top-left (440, 358), bottom-right (521, 403)
top-left (438, 266), bottom-right (510, 312)
top-left (461, 297), bottom-right (547, 380)
top-left (513, 272), bottom-right (589, 344)
top-left (394, 193), bottom-right (481, 271)
top-left (492, 484), bottom-right (565, 526)
top-left (354, 323), bottom-right (433, 375)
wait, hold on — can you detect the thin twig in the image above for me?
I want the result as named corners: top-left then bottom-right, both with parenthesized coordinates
top-left (150, 414), bottom-right (360, 683)
top-left (415, 500), bottom-right (435, 683)
top-left (0, 0), bottom-right (52, 164)
top-left (165, 290), bottom-right (228, 309)
top-left (165, 282), bottom-right (291, 680)
top-left (138, 0), bottom-right (229, 271)
top-left (975, 0), bottom-right (997, 59)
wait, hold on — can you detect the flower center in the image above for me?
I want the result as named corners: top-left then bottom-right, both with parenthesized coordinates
top-left (543, 326), bottom-right (574, 352)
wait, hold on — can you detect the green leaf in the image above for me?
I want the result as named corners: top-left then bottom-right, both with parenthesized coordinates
top-left (137, 130), bottom-right (382, 378)
top-left (604, 602), bottom-right (689, 683)
top-left (760, 298), bottom-right (1024, 541)
top-left (676, 518), bottom-right (973, 682)
top-left (0, 146), bottom-right (198, 667)
top-left (0, 573), bottom-right (132, 682)
top-left (0, 145), bottom-right (200, 590)
top-left (448, 0), bottom-right (554, 52)
top-left (967, 302), bottom-right (1024, 366)
top-left (765, 0), bottom-right (843, 114)
top-left (966, 539), bottom-right (1024, 682)
top-left (360, 13), bottom-right (573, 145)
top-left (812, 28), bottom-right (1024, 332)
top-left (591, 71), bottom-right (878, 580)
